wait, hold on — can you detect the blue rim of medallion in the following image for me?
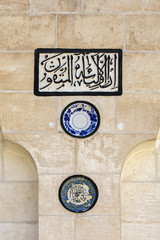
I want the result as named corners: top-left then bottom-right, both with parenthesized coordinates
top-left (60, 101), bottom-right (100, 138)
top-left (58, 175), bottom-right (99, 213)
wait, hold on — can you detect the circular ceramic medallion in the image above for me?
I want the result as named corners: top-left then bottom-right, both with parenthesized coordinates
top-left (60, 101), bottom-right (100, 138)
top-left (58, 175), bottom-right (98, 213)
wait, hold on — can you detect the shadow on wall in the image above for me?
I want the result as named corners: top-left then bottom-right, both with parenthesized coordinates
top-left (120, 135), bottom-right (160, 240)
top-left (0, 127), bottom-right (38, 240)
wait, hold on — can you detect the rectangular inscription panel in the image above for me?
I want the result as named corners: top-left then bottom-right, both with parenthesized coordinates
top-left (34, 49), bottom-right (122, 96)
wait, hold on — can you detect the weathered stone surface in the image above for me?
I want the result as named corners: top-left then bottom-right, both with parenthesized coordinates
top-left (0, 127), bottom-right (3, 180)
top-left (4, 133), bottom-right (76, 174)
top-left (0, 15), bottom-right (56, 51)
top-left (57, 96), bottom-right (114, 133)
top-left (121, 140), bottom-right (156, 181)
top-left (144, 0), bottom-right (160, 12)
top-left (0, 53), bottom-right (33, 91)
top-left (126, 15), bottom-right (160, 50)
top-left (39, 174), bottom-right (119, 215)
top-left (0, 223), bottom-right (38, 240)
top-left (58, 14), bottom-right (123, 48)
top-left (121, 182), bottom-right (160, 223)
top-left (121, 222), bottom-right (160, 240)
top-left (83, 174), bottom-right (120, 215)
top-left (155, 127), bottom-right (160, 180)
top-left (84, 0), bottom-right (142, 12)
top-left (4, 140), bottom-right (38, 181)
top-left (0, 0), bottom-right (30, 15)
top-left (0, 182), bottom-right (38, 222)
top-left (39, 174), bottom-right (72, 215)
top-left (76, 216), bottom-right (120, 240)
top-left (124, 53), bottom-right (160, 91)
top-left (115, 92), bottom-right (160, 132)
top-left (77, 133), bottom-right (155, 173)
top-left (32, 0), bottom-right (82, 13)
top-left (39, 216), bottom-right (75, 240)
top-left (0, 93), bottom-right (57, 132)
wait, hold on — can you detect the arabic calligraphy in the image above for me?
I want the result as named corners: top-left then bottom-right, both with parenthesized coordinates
top-left (67, 184), bottom-right (92, 206)
top-left (37, 50), bottom-right (121, 94)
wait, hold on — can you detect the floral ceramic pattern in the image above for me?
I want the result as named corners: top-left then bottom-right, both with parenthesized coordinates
top-left (60, 101), bottom-right (100, 138)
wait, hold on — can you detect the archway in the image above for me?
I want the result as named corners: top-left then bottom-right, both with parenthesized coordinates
top-left (120, 137), bottom-right (160, 240)
top-left (0, 128), bottom-right (38, 240)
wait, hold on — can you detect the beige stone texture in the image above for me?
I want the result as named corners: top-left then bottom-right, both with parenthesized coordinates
top-left (121, 140), bottom-right (156, 181)
top-left (0, 127), bottom-right (3, 180)
top-left (4, 140), bottom-right (38, 181)
top-left (39, 174), bottom-right (73, 215)
top-left (0, 15), bottom-right (56, 51)
top-left (0, 0), bottom-right (30, 15)
top-left (39, 216), bottom-right (75, 240)
top-left (0, 53), bottom-right (33, 91)
top-left (58, 14), bottom-right (123, 48)
top-left (39, 174), bottom-right (119, 215)
top-left (121, 182), bottom-right (160, 223)
top-left (124, 53), bottom-right (160, 91)
top-left (0, 223), bottom-right (38, 240)
top-left (57, 96), bottom-right (114, 133)
top-left (76, 216), bottom-right (120, 240)
top-left (0, 182), bottom-right (38, 222)
top-left (144, 0), bottom-right (160, 12)
top-left (84, 0), bottom-right (142, 12)
top-left (4, 133), bottom-right (76, 174)
top-left (32, 0), bottom-right (82, 13)
top-left (115, 92), bottom-right (160, 132)
top-left (84, 174), bottom-right (119, 215)
top-left (76, 133), bottom-right (155, 173)
top-left (0, 93), bottom-right (57, 132)
top-left (121, 222), bottom-right (160, 240)
top-left (126, 15), bottom-right (160, 51)
top-left (155, 127), bottom-right (160, 179)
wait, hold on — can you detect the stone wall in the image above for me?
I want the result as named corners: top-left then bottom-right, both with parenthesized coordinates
top-left (0, 0), bottom-right (160, 239)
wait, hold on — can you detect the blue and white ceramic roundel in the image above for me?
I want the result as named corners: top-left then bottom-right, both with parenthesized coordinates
top-left (60, 101), bottom-right (100, 138)
top-left (59, 175), bottom-right (98, 213)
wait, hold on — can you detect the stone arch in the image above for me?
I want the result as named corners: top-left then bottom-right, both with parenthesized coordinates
top-left (0, 128), bottom-right (38, 240)
top-left (120, 135), bottom-right (160, 240)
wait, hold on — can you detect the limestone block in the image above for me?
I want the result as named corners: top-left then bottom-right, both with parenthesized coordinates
top-left (0, 142), bottom-right (3, 180)
top-left (0, 93), bottom-right (57, 132)
top-left (121, 182), bottom-right (160, 223)
top-left (0, 15), bottom-right (56, 51)
top-left (0, 53), bottom-right (33, 91)
top-left (39, 216), bottom-right (75, 240)
top-left (4, 133), bottom-right (76, 174)
top-left (84, 0), bottom-right (142, 12)
top-left (124, 53), bottom-right (160, 91)
top-left (82, 174), bottom-right (120, 215)
top-left (121, 222), bottom-right (160, 240)
top-left (58, 14), bottom-right (123, 48)
top-left (115, 92), bottom-right (160, 132)
top-left (57, 96), bottom-right (114, 133)
top-left (0, 223), bottom-right (38, 240)
top-left (0, 0), bottom-right (30, 15)
top-left (0, 182), bottom-right (38, 222)
top-left (76, 133), bottom-right (155, 173)
top-left (155, 127), bottom-right (160, 179)
top-left (121, 140), bottom-right (156, 181)
top-left (126, 15), bottom-right (160, 51)
top-left (32, 0), bottom-right (82, 13)
top-left (39, 174), bottom-right (73, 215)
top-left (4, 140), bottom-right (38, 181)
top-left (0, 127), bottom-right (3, 180)
top-left (144, 0), bottom-right (160, 12)
top-left (76, 216), bottom-right (120, 240)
